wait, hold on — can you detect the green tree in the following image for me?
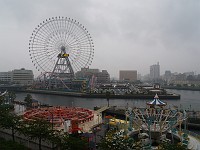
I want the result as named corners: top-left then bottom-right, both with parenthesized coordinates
top-left (0, 95), bottom-right (4, 105)
top-left (0, 111), bottom-right (22, 142)
top-left (99, 129), bottom-right (137, 150)
top-left (65, 135), bottom-right (88, 150)
top-left (159, 142), bottom-right (188, 150)
top-left (8, 92), bottom-right (16, 103)
top-left (21, 118), bottom-right (53, 150)
top-left (60, 134), bottom-right (89, 150)
top-left (24, 94), bottom-right (32, 107)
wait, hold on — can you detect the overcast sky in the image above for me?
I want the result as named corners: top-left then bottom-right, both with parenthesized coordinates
top-left (0, 0), bottom-right (200, 78)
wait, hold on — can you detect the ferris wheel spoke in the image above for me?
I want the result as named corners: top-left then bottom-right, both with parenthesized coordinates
top-left (71, 23), bottom-right (87, 40)
top-left (38, 57), bottom-right (53, 68)
top-left (32, 54), bottom-right (50, 63)
top-left (79, 55), bottom-right (93, 66)
top-left (78, 55), bottom-right (92, 66)
top-left (74, 39), bottom-right (92, 48)
top-left (72, 61), bottom-right (80, 72)
top-left (57, 18), bottom-right (66, 41)
top-left (33, 33), bottom-right (47, 43)
top-left (68, 22), bottom-right (81, 41)
top-left (31, 36), bottom-right (47, 44)
top-left (39, 19), bottom-right (57, 37)
top-left (35, 26), bottom-right (51, 41)
top-left (31, 38), bottom-right (46, 46)
top-left (74, 56), bottom-right (89, 68)
top-left (54, 18), bottom-right (62, 42)
top-left (34, 30), bottom-right (52, 42)
top-left (49, 19), bottom-right (63, 43)
top-left (76, 35), bottom-right (92, 44)
top-left (47, 50), bottom-right (59, 59)
top-left (65, 19), bottom-right (76, 44)
top-left (30, 40), bottom-right (47, 46)
top-left (68, 33), bottom-right (91, 47)
top-left (44, 20), bottom-right (60, 44)
top-left (63, 20), bottom-right (68, 44)
top-left (66, 35), bottom-right (78, 46)
top-left (72, 58), bottom-right (83, 70)
top-left (70, 23), bottom-right (83, 37)
top-left (31, 47), bottom-right (54, 54)
top-left (73, 27), bottom-right (90, 40)
top-left (31, 42), bottom-right (53, 48)
top-left (32, 29), bottom-right (48, 40)
top-left (69, 42), bottom-right (88, 50)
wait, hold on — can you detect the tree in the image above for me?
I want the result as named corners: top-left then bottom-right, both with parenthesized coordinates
top-left (24, 94), bottom-right (32, 107)
top-left (8, 92), bottom-right (16, 104)
top-left (60, 134), bottom-right (89, 150)
top-left (159, 142), bottom-right (188, 150)
top-left (0, 111), bottom-right (22, 142)
top-left (21, 118), bottom-right (53, 150)
top-left (0, 95), bottom-right (4, 105)
top-left (98, 129), bottom-right (138, 150)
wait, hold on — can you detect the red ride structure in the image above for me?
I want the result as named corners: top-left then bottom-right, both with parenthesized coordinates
top-left (23, 106), bottom-right (94, 129)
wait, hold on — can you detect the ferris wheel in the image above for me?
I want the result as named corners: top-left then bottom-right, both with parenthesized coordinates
top-left (29, 16), bottom-right (94, 79)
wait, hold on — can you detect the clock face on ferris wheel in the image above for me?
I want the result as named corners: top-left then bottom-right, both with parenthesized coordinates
top-left (29, 17), bottom-right (94, 73)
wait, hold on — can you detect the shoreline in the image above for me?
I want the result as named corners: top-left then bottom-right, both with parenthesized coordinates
top-left (15, 89), bottom-right (180, 99)
top-left (164, 86), bottom-right (200, 91)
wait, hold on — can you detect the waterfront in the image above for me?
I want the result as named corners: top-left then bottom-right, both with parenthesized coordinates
top-left (15, 89), bottom-right (200, 111)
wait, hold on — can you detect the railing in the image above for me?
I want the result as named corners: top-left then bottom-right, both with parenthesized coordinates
top-left (95, 106), bottom-right (110, 113)
top-left (0, 129), bottom-right (52, 150)
top-left (182, 129), bottom-right (200, 141)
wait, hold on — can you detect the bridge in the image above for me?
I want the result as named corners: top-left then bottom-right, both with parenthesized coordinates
top-left (95, 106), bottom-right (110, 114)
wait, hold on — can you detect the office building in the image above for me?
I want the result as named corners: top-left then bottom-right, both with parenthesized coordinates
top-left (0, 71), bottom-right (12, 82)
top-left (75, 68), bottom-right (110, 83)
top-left (0, 68), bottom-right (34, 85)
top-left (119, 70), bottom-right (137, 82)
top-left (12, 68), bottom-right (34, 85)
top-left (150, 62), bottom-right (160, 80)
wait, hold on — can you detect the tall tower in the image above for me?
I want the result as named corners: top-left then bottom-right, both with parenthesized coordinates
top-left (150, 62), bottom-right (160, 81)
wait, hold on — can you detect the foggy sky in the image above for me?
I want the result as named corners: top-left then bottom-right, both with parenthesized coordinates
top-left (0, 0), bottom-right (200, 78)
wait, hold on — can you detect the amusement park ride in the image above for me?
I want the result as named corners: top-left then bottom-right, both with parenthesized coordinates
top-left (107, 94), bottom-right (189, 149)
top-left (29, 17), bottom-right (94, 90)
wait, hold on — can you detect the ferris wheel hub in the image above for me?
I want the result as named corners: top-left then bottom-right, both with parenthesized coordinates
top-left (61, 46), bottom-right (66, 52)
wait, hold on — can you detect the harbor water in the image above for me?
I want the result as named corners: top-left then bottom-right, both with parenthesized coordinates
top-left (15, 89), bottom-right (200, 111)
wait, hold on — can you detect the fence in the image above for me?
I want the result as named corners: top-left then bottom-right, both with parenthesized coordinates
top-left (183, 129), bottom-right (200, 141)
top-left (0, 129), bottom-right (53, 150)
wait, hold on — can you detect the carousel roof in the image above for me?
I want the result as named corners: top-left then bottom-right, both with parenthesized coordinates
top-left (147, 94), bottom-right (166, 106)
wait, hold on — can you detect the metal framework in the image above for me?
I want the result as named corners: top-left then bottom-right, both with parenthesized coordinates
top-left (29, 17), bottom-right (94, 88)
top-left (131, 107), bottom-right (184, 133)
top-left (125, 95), bottom-right (187, 148)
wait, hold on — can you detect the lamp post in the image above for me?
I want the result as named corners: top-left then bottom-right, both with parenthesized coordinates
top-left (46, 109), bottom-right (54, 149)
top-left (106, 91), bottom-right (110, 107)
top-left (49, 111), bottom-right (53, 131)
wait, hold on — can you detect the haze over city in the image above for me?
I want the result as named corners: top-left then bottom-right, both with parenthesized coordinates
top-left (0, 0), bottom-right (200, 78)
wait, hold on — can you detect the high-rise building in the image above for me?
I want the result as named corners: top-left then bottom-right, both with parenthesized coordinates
top-left (150, 62), bottom-right (160, 80)
top-left (164, 70), bottom-right (171, 79)
top-left (119, 70), bottom-right (137, 82)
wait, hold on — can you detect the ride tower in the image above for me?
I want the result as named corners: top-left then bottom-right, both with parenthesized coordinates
top-left (49, 46), bottom-right (74, 88)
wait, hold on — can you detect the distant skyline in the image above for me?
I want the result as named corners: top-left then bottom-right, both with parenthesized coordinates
top-left (0, 0), bottom-right (200, 78)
